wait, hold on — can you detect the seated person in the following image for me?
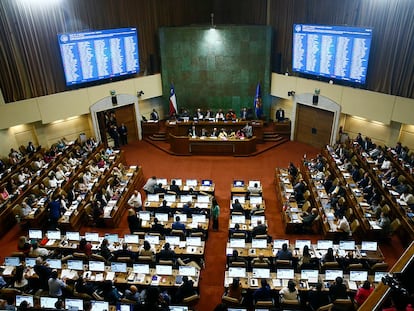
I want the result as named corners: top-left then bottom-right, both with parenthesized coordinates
top-left (253, 279), bottom-right (272, 303)
top-left (248, 182), bottom-right (262, 194)
top-left (354, 280), bottom-right (374, 306)
top-left (279, 280), bottom-right (299, 303)
top-left (157, 242), bottom-right (176, 263)
top-left (124, 285), bottom-right (141, 302)
top-left (242, 122), bottom-right (253, 138)
top-left (251, 253), bottom-right (271, 266)
top-left (336, 214), bottom-right (351, 239)
top-left (250, 203), bottom-right (265, 216)
top-left (17, 236), bottom-right (31, 256)
top-left (175, 276), bottom-right (196, 303)
top-left (150, 109), bottom-right (159, 121)
top-left (182, 201), bottom-right (193, 215)
top-left (230, 223), bottom-right (247, 239)
top-left (114, 243), bottom-right (136, 260)
top-left (329, 276), bottom-right (348, 301)
top-left (299, 208), bottom-right (319, 231)
top-left (308, 283), bottom-right (330, 310)
top-left (228, 250), bottom-right (247, 267)
top-left (127, 209), bottom-right (142, 234)
top-left (215, 109), bottom-right (224, 120)
top-left (172, 216), bottom-right (186, 232)
top-left (251, 220), bottom-right (267, 238)
top-left (99, 238), bottom-right (113, 261)
top-left (188, 125), bottom-right (198, 137)
top-left (231, 199), bottom-right (244, 213)
top-left (321, 247), bottom-right (336, 264)
top-left (276, 243), bottom-right (293, 261)
top-left (276, 108), bottom-right (285, 122)
top-left (138, 241), bottom-right (155, 261)
top-left (29, 242), bottom-right (49, 257)
top-left (77, 238), bottom-right (92, 257)
top-left (377, 212), bottom-right (391, 238)
top-left (151, 218), bottom-right (165, 235)
top-left (195, 108), bottom-right (204, 120)
top-left (169, 180), bottom-right (181, 194)
top-left (218, 128), bottom-right (228, 140)
top-left (210, 127), bottom-right (219, 137)
top-left (157, 200), bottom-right (171, 215)
top-left (225, 109), bottom-right (236, 121)
top-left (225, 278), bottom-right (242, 301)
top-left (154, 183), bottom-right (166, 194)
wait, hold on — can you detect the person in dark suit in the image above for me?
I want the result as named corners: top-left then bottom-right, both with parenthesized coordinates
top-left (329, 277), bottom-right (348, 301)
top-left (151, 218), bottom-right (165, 235)
top-left (251, 220), bottom-right (267, 238)
top-left (150, 109), bottom-right (159, 121)
top-left (127, 209), bottom-right (142, 234)
top-left (172, 216), bottom-right (186, 232)
top-left (157, 242), bottom-right (176, 262)
top-left (175, 276), bottom-right (196, 303)
top-left (26, 141), bottom-right (36, 154)
top-left (113, 243), bottom-right (136, 260)
top-left (276, 108), bottom-right (285, 122)
top-left (276, 243), bottom-right (293, 260)
top-left (240, 107), bottom-right (248, 120)
top-left (231, 199), bottom-right (244, 213)
top-left (169, 180), bottom-right (181, 194)
top-left (157, 200), bottom-right (171, 215)
top-left (34, 257), bottom-right (52, 290)
top-left (118, 123), bottom-right (128, 145)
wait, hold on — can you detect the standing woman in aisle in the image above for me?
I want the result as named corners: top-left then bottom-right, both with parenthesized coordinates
top-left (212, 198), bottom-right (220, 231)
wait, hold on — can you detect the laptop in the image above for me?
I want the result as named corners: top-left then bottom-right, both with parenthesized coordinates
top-left (84, 232), bottom-right (100, 242)
top-left (229, 238), bottom-right (246, 248)
top-left (339, 240), bottom-right (355, 250)
top-left (25, 257), bottom-right (37, 267)
top-left (186, 236), bottom-right (201, 247)
top-left (104, 233), bottom-right (119, 243)
top-left (295, 239), bottom-right (311, 249)
top-left (301, 269), bottom-right (319, 283)
top-left (201, 179), bottom-right (212, 186)
top-left (165, 235), bottom-right (181, 246)
top-left (46, 258), bottom-right (62, 269)
top-left (192, 214), bottom-right (206, 223)
top-left (154, 213), bottom-right (169, 222)
top-left (179, 265), bottom-right (196, 277)
top-left (88, 261), bottom-right (105, 272)
top-left (197, 195), bottom-right (209, 203)
top-left (91, 300), bottom-right (109, 311)
top-left (249, 180), bottom-right (261, 187)
top-left (164, 194), bottom-right (177, 202)
top-left (252, 268), bottom-right (270, 278)
top-left (147, 193), bottom-right (160, 202)
top-left (133, 263), bottom-right (150, 274)
top-left (16, 295), bottom-right (34, 308)
top-left (350, 270), bottom-right (368, 282)
top-left (47, 230), bottom-right (61, 240)
top-left (66, 231), bottom-right (80, 241)
top-left (251, 215), bottom-right (265, 226)
top-left (65, 298), bottom-right (84, 310)
top-left (180, 194), bottom-right (193, 203)
top-left (139, 211), bottom-right (151, 221)
top-left (228, 267), bottom-right (246, 278)
top-left (5, 257), bottom-right (20, 267)
top-left (171, 179), bottom-right (182, 186)
top-left (145, 234), bottom-right (160, 245)
top-left (324, 269), bottom-right (343, 281)
top-left (317, 240), bottom-right (333, 250)
top-left (68, 259), bottom-right (84, 271)
top-left (124, 234), bottom-right (139, 244)
top-left (28, 229), bottom-right (42, 240)
top-left (277, 268), bottom-right (294, 279)
top-left (111, 262), bottom-right (127, 273)
top-left (40, 297), bottom-right (58, 309)
top-left (273, 239), bottom-right (290, 249)
top-left (360, 241), bottom-right (378, 251)
top-left (251, 238), bottom-right (267, 249)
top-left (156, 178), bottom-right (168, 186)
top-left (233, 180), bottom-right (245, 187)
top-left (156, 264), bottom-right (173, 276)
top-left (175, 213), bottom-right (187, 222)
top-left (250, 196), bottom-right (263, 205)
top-left (374, 271), bottom-right (387, 283)
top-left (232, 195), bottom-right (246, 204)
top-left (231, 214), bottom-right (246, 224)
top-left (186, 179), bottom-right (198, 187)
top-left (116, 304), bottom-right (133, 311)
top-left (169, 307), bottom-right (189, 311)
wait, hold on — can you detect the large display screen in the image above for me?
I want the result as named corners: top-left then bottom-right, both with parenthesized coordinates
top-left (292, 24), bottom-right (373, 84)
top-left (58, 28), bottom-right (139, 86)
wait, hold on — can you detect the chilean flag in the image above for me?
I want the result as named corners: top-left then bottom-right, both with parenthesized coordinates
top-left (169, 84), bottom-right (177, 116)
top-left (254, 82), bottom-right (263, 119)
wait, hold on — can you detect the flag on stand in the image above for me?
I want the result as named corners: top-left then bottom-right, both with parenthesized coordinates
top-left (254, 82), bottom-right (263, 119)
top-left (169, 84), bottom-right (177, 117)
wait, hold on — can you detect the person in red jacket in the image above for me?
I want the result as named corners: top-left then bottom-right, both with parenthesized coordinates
top-left (355, 280), bottom-right (374, 306)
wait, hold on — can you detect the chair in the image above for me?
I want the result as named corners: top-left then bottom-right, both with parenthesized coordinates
top-left (279, 299), bottom-right (302, 310)
top-left (222, 294), bottom-right (243, 307)
top-left (303, 190), bottom-right (311, 201)
top-left (316, 303), bottom-right (334, 311)
top-left (117, 257), bottom-right (134, 265)
top-left (72, 252), bottom-right (89, 262)
top-left (389, 218), bottom-right (401, 235)
top-left (345, 208), bottom-right (353, 221)
top-left (137, 255), bottom-right (155, 265)
top-left (332, 298), bottom-right (355, 311)
top-left (182, 294), bottom-right (200, 308)
top-left (320, 261), bottom-right (340, 273)
top-left (84, 203), bottom-right (95, 227)
top-left (190, 231), bottom-right (205, 240)
top-left (346, 263), bottom-right (363, 273)
top-left (229, 261), bottom-right (247, 268)
top-left (231, 232), bottom-right (246, 239)
top-left (251, 261), bottom-right (270, 269)
top-left (302, 200), bottom-right (311, 213)
top-left (370, 262), bottom-right (389, 273)
top-left (254, 300), bottom-right (275, 308)
top-left (381, 204), bottom-right (391, 215)
top-left (350, 219), bottom-right (360, 240)
top-left (275, 259), bottom-right (292, 268)
top-left (170, 229), bottom-right (186, 241)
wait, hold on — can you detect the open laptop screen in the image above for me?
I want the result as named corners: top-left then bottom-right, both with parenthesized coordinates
top-left (277, 268), bottom-right (294, 279)
top-left (228, 267), bottom-right (246, 278)
top-left (133, 263), bottom-right (150, 274)
top-left (324, 269), bottom-right (343, 281)
top-left (360, 241), bottom-right (378, 251)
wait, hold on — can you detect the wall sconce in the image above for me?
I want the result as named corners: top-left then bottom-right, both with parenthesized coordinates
top-left (288, 91), bottom-right (295, 96)
top-left (137, 90), bottom-right (144, 97)
top-left (110, 90), bottom-right (117, 105)
top-left (210, 13), bottom-right (216, 29)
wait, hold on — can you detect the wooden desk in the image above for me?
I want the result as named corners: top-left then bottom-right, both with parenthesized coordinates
top-left (273, 120), bottom-right (291, 137)
top-left (141, 121), bottom-right (160, 137)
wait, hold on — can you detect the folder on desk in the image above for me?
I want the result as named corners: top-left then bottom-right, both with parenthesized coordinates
top-left (105, 272), bottom-right (115, 281)
top-left (250, 278), bottom-right (258, 287)
top-left (348, 281), bottom-right (358, 291)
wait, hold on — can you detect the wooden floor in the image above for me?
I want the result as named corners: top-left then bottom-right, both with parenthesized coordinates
top-left (0, 139), bottom-right (405, 311)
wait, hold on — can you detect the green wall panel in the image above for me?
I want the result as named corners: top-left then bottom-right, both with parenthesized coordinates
top-left (160, 25), bottom-right (272, 118)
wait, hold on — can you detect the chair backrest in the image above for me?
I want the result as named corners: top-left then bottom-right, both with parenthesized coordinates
top-left (345, 208), bottom-right (353, 220)
top-left (381, 204), bottom-right (391, 215)
top-left (390, 218), bottom-right (401, 233)
top-left (117, 257), bottom-right (134, 264)
top-left (303, 190), bottom-right (311, 201)
top-left (158, 259), bottom-right (174, 266)
top-left (229, 261), bottom-right (247, 268)
top-left (255, 300), bottom-right (274, 307)
top-left (350, 219), bottom-right (360, 233)
top-left (302, 200), bottom-right (311, 213)
top-left (252, 261), bottom-right (269, 268)
top-left (275, 259), bottom-right (292, 268)
top-left (231, 232), bottom-right (246, 239)
top-left (371, 262), bottom-right (389, 272)
top-left (171, 229), bottom-right (186, 240)
top-left (316, 303), bottom-right (334, 311)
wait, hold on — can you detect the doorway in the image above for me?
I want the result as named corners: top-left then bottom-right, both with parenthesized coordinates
top-left (294, 103), bottom-right (334, 149)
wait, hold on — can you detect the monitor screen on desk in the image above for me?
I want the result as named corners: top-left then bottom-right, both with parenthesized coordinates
top-left (169, 307), bottom-right (189, 311)
top-left (360, 241), bottom-right (378, 251)
top-left (147, 194), bottom-right (160, 202)
top-left (301, 269), bottom-right (319, 281)
top-left (228, 267), bottom-right (246, 278)
top-left (252, 268), bottom-right (270, 278)
top-left (171, 179), bottom-right (182, 186)
top-left (47, 230), bottom-right (61, 240)
top-left (192, 214), bottom-right (206, 223)
top-left (186, 179), bottom-right (198, 187)
top-left (165, 236), bottom-right (181, 246)
top-left (164, 194), bottom-right (176, 203)
top-left (277, 268), bottom-right (295, 279)
top-left (317, 240), bottom-right (333, 250)
top-left (124, 234), bottom-right (139, 244)
top-left (273, 239), bottom-right (290, 249)
top-left (175, 213), bottom-right (187, 222)
top-left (66, 298), bottom-right (84, 310)
top-left (5, 257), bottom-right (20, 266)
top-left (249, 196), bottom-right (263, 205)
top-left (133, 263), bottom-right (150, 274)
top-left (230, 238), bottom-right (246, 248)
top-left (295, 239), bottom-right (311, 249)
top-left (201, 179), bottom-right (212, 186)
top-left (231, 214), bottom-right (246, 224)
top-left (117, 304), bottom-right (133, 311)
top-left (179, 265), bottom-right (196, 277)
top-left (104, 233), bottom-right (119, 243)
top-left (68, 259), bottom-right (84, 271)
top-left (228, 309), bottom-right (247, 311)
top-left (232, 195), bottom-right (246, 204)
top-left (180, 195), bottom-right (193, 203)
top-left (249, 180), bottom-right (261, 187)
top-left (111, 262), bottom-right (127, 273)
top-left (155, 213), bottom-right (169, 222)
top-left (156, 178), bottom-right (167, 186)
top-left (339, 240), bottom-right (355, 250)
top-left (251, 215), bottom-right (265, 226)
top-left (325, 269), bottom-right (343, 281)
top-left (374, 271), bottom-right (387, 283)
top-left (89, 261), bottom-right (105, 272)
top-left (16, 295), bottom-right (34, 308)
top-left (66, 231), bottom-right (80, 241)
top-left (233, 180), bottom-right (244, 187)
top-left (40, 297), bottom-right (58, 309)
top-left (29, 229), bottom-right (42, 240)
top-left (139, 211), bottom-right (151, 221)
top-left (156, 264), bottom-right (173, 275)
top-left (46, 258), bottom-right (62, 269)
top-left (25, 258), bottom-right (36, 267)
top-left (145, 234), bottom-right (160, 245)
top-left (197, 195), bottom-right (209, 203)
top-left (349, 270), bottom-right (368, 282)
top-left (91, 300), bottom-right (109, 311)
top-left (84, 232), bottom-right (99, 242)
top-left (186, 236), bottom-right (201, 246)
top-left (251, 238), bottom-right (267, 249)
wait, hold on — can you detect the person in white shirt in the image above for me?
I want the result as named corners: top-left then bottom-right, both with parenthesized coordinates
top-left (48, 174), bottom-right (58, 188)
top-left (83, 171), bottom-right (92, 185)
top-left (400, 189), bottom-right (414, 207)
top-left (55, 167), bottom-right (66, 180)
top-left (21, 201), bottom-right (32, 217)
top-left (29, 242), bottom-right (49, 257)
top-left (248, 183), bottom-right (262, 194)
top-left (128, 190), bottom-right (142, 211)
top-left (215, 109), bottom-right (224, 120)
top-left (337, 214), bottom-right (351, 237)
top-left (17, 169), bottom-right (28, 184)
top-left (143, 176), bottom-right (157, 194)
